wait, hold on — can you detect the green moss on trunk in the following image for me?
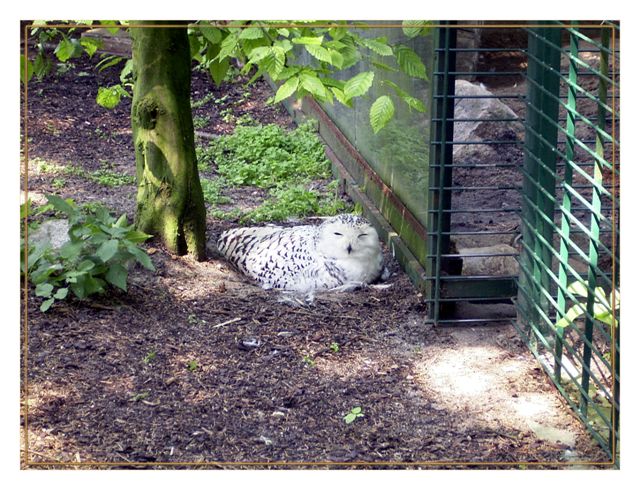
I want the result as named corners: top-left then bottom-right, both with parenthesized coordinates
top-left (131, 23), bottom-right (206, 259)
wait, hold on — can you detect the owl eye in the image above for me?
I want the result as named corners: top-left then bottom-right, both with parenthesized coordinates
top-left (358, 233), bottom-right (368, 238)
top-left (334, 232), bottom-right (343, 236)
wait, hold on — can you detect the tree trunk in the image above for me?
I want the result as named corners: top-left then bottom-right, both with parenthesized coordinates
top-left (131, 23), bottom-right (206, 259)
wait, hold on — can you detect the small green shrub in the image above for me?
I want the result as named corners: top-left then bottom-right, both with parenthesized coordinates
top-left (190, 92), bottom-right (215, 109)
top-left (200, 177), bottom-right (231, 206)
top-left (201, 121), bottom-right (331, 187)
top-left (555, 280), bottom-right (620, 329)
top-left (343, 406), bottom-right (364, 424)
top-left (240, 184), bottom-right (348, 224)
top-left (193, 114), bottom-right (211, 130)
top-left (89, 162), bottom-right (135, 187)
top-left (22, 195), bottom-right (155, 312)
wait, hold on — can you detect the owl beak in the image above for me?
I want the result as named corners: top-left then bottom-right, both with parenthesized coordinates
top-left (347, 244), bottom-right (353, 254)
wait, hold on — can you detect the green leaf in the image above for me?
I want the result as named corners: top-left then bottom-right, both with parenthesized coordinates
top-left (567, 280), bottom-right (589, 298)
top-left (33, 51), bottom-right (52, 79)
top-left (96, 239), bottom-right (119, 262)
top-left (40, 298), bottom-right (55, 312)
top-left (54, 38), bottom-right (77, 62)
top-left (594, 286), bottom-right (609, 306)
top-left (128, 246), bottom-right (155, 271)
top-left (96, 85), bottom-right (128, 110)
top-left (35, 283), bottom-right (54, 298)
top-left (239, 27), bottom-right (264, 40)
top-left (329, 27), bottom-right (347, 41)
top-left (78, 259), bottom-right (96, 272)
top-left (328, 49), bottom-right (344, 69)
top-left (343, 71), bottom-right (374, 100)
top-left (402, 20), bottom-right (432, 38)
top-left (79, 37), bottom-right (101, 57)
top-left (344, 413), bottom-right (356, 424)
top-left (209, 57), bottom-right (230, 86)
top-left (119, 59), bottom-right (134, 84)
top-left (70, 279), bottom-right (86, 299)
top-left (395, 44), bottom-right (428, 80)
top-left (330, 87), bottom-right (352, 108)
top-left (555, 304), bottom-right (585, 329)
top-left (248, 46), bottom-right (271, 64)
top-left (359, 37), bottom-right (393, 56)
top-left (106, 263), bottom-right (128, 291)
top-left (371, 60), bottom-right (399, 72)
top-left (402, 95), bottom-right (427, 112)
top-left (84, 275), bottom-right (106, 296)
top-left (299, 72), bottom-right (328, 99)
top-left (21, 55), bottom-right (34, 84)
top-left (275, 38), bottom-right (293, 53)
top-left (263, 47), bottom-right (285, 79)
top-left (59, 242), bottom-right (82, 260)
top-left (382, 79), bottom-right (427, 112)
top-left (291, 36), bottom-right (324, 46)
top-left (370, 95), bottom-right (395, 134)
top-left (305, 44), bottom-right (332, 64)
top-left (100, 21), bottom-right (121, 35)
top-left (199, 26), bottom-right (222, 45)
top-left (124, 229), bottom-right (153, 244)
top-left (218, 32), bottom-right (239, 60)
top-left (340, 44), bottom-right (360, 69)
top-left (274, 76), bottom-right (299, 103)
top-left (115, 214), bottom-right (128, 228)
top-left (53, 287), bottom-right (69, 300)
top-left (96, 54), bottom-right (124, 72)
top-left (610, 290), bottom-right (620, 309)
top-left (594, 302), bottom-right (613, 325)
top-left (45, 194), bottom-right (76, 216)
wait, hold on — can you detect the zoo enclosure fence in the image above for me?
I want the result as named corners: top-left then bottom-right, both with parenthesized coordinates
top-left (298, 21), bottom-right (619, 464)
top-left (430, 21), bottom-right (619, 463)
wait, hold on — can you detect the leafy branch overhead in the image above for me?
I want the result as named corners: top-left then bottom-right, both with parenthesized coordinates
top-left (192, 20), bottom-right (432, 133)
top-left (24, 20), bottom-right (433, 134)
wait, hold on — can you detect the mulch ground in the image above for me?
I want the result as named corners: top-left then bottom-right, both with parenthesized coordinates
top-left (21, 46), bottom-right (609, 469)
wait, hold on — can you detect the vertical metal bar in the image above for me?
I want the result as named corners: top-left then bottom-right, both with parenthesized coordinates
top-left (520, 23), bottom-right (562, 343)
top-left (579, 26), bottom-right (610, 417)
top-left (554, 23), bottom-right (580, 382)
top-left (609, 26), bottom-right (620, 463)
top-left (430, 22), bottom-right (456, 324)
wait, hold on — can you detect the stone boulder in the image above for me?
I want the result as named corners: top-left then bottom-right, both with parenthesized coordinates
top-left (458, 243), bottom-right (519, 277)
top-left (452, 80), bottom-right (522, 164)
top-left (29, 219), bottom-right (70, 250)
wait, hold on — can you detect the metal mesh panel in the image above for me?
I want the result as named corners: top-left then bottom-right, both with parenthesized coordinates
top-left (427, 22), bottom-right (525, 324)
top-left (514, 21), bottom-right (620, 462)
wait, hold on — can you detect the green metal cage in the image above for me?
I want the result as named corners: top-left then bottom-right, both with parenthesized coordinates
top-left (430, 21), bottom-right (619, 463)
top-left (287, 21), bottom-right (620, 462)
top-left (515, 21), bottom-right (619, 463)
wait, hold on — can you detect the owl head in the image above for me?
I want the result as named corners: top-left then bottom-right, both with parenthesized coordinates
top-left (316, 214), bottom-right (382, 262)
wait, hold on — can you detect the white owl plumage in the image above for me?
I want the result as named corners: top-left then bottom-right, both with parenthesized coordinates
top-left (216, 214), bottom-right (384, 292)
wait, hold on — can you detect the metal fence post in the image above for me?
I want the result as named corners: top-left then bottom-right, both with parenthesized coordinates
top-left (428, 22), bottom-right (457, 323)
top-left (519, 23), bottom-right (562, 343)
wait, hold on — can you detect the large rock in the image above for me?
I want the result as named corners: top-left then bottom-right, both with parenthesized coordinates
top-left (29, 219), bottom-right (70, 250)
top-left (458, 243), bottom-right (519, 277)
top-left (453, 80), bottom-right (522, 164)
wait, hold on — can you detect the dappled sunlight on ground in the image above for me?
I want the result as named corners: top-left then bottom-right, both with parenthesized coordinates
top-left (412, 326), bottom-right (578, 445)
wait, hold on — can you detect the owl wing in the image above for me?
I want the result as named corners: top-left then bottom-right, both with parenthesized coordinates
top-left (217, 226), bottom-right (323, 291)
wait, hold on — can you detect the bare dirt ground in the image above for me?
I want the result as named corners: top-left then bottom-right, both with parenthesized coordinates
top-left (20, 41), bottom-right (609, 468)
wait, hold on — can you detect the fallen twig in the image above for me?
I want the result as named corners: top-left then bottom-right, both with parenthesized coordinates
top-left (210, 317), bottom-right (242, 329)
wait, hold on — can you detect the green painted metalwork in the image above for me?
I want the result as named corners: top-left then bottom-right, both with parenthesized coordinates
top-left (555, 25), bottom-right (580, 381)
top-left (515, 21), bottom-right (619, 463)
top-left (428, 22), bottom-right (456, 323)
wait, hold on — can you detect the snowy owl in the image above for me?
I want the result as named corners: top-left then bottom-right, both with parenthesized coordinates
top-left (216, 214), bottom-right (384, 292)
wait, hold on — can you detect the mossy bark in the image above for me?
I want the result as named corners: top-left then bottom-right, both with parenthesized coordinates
top-left (131, 23), bottom-right (206, 259)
